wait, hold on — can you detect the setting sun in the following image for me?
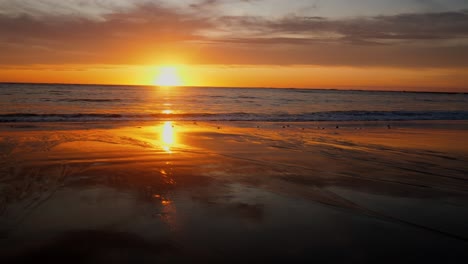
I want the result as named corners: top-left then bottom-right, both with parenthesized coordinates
top-left (155, 66), bottom-right (182, 87)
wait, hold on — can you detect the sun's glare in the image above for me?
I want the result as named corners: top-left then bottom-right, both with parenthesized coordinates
top-left (155, 66), bottom-right (181, 87)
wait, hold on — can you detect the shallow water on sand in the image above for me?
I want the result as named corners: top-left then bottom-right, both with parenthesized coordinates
top-left (0, 121), bottom-right (467, 263)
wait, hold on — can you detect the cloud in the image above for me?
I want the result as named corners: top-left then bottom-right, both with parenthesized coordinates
top-left (0, 2), bottom-right (214, 64)
top-left (0, 1), bottom-right (467, 68)
top-left (0, 0), bottom-right (139, 20)
top-left (198, 10), bottom-right (468, 67)
top-left (214, 10), bottom-right (468, 43)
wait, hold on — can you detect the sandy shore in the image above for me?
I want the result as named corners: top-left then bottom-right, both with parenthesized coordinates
top-left (1, 121), bottom-right (467, 263)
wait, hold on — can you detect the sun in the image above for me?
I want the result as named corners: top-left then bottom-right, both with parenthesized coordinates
top-left (155, 66), bottom-right (182, 87)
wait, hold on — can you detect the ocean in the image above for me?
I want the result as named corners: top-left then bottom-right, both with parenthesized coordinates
top-left (1, 83), bottom-right (467, 122)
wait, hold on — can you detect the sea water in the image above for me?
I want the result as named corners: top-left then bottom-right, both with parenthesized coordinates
top-left (0, 83), bottom-right (467, 122)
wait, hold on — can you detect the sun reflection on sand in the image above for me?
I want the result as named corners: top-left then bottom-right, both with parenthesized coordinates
top-left (152, 160), bottom-right (178, 231)
top-left (153, 193), bottom-right (178, 230)
top-left (160, 121), bottom-right (176, 152)
top-left (153, 193), bottom-right (173, 206)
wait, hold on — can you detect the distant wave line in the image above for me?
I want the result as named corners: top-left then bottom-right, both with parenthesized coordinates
top-left (0, 111), bottom-right (467, 122)
top-left (55, 98), bottom-right (123, 102)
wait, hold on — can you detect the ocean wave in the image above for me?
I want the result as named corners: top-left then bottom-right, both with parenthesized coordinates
top-left (56, 98), bottom-right (122, 102)
top-left (0, 111), bottom-right (467, 122)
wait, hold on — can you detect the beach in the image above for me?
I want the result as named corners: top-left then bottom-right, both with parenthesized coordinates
top-left (2, 0), bottom-right (468, 262)
top-left (1, 120), bottom-right (467, 263)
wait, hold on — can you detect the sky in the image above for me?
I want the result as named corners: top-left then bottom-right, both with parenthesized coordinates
top-left (0, 0), bottom-right (467, 91)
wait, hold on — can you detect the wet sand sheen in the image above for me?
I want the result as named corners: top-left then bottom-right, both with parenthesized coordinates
top-left (1, 121), bottom-right (467, 263)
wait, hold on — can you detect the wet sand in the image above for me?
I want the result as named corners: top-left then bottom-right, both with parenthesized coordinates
top-left (1, 121), bottom-right (467, 263)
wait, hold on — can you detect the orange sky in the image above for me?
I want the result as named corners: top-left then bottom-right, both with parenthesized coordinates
top-left (1, 1), bottom-right (468, 92)
top-left (1, 65), bottom-right (467, 92)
